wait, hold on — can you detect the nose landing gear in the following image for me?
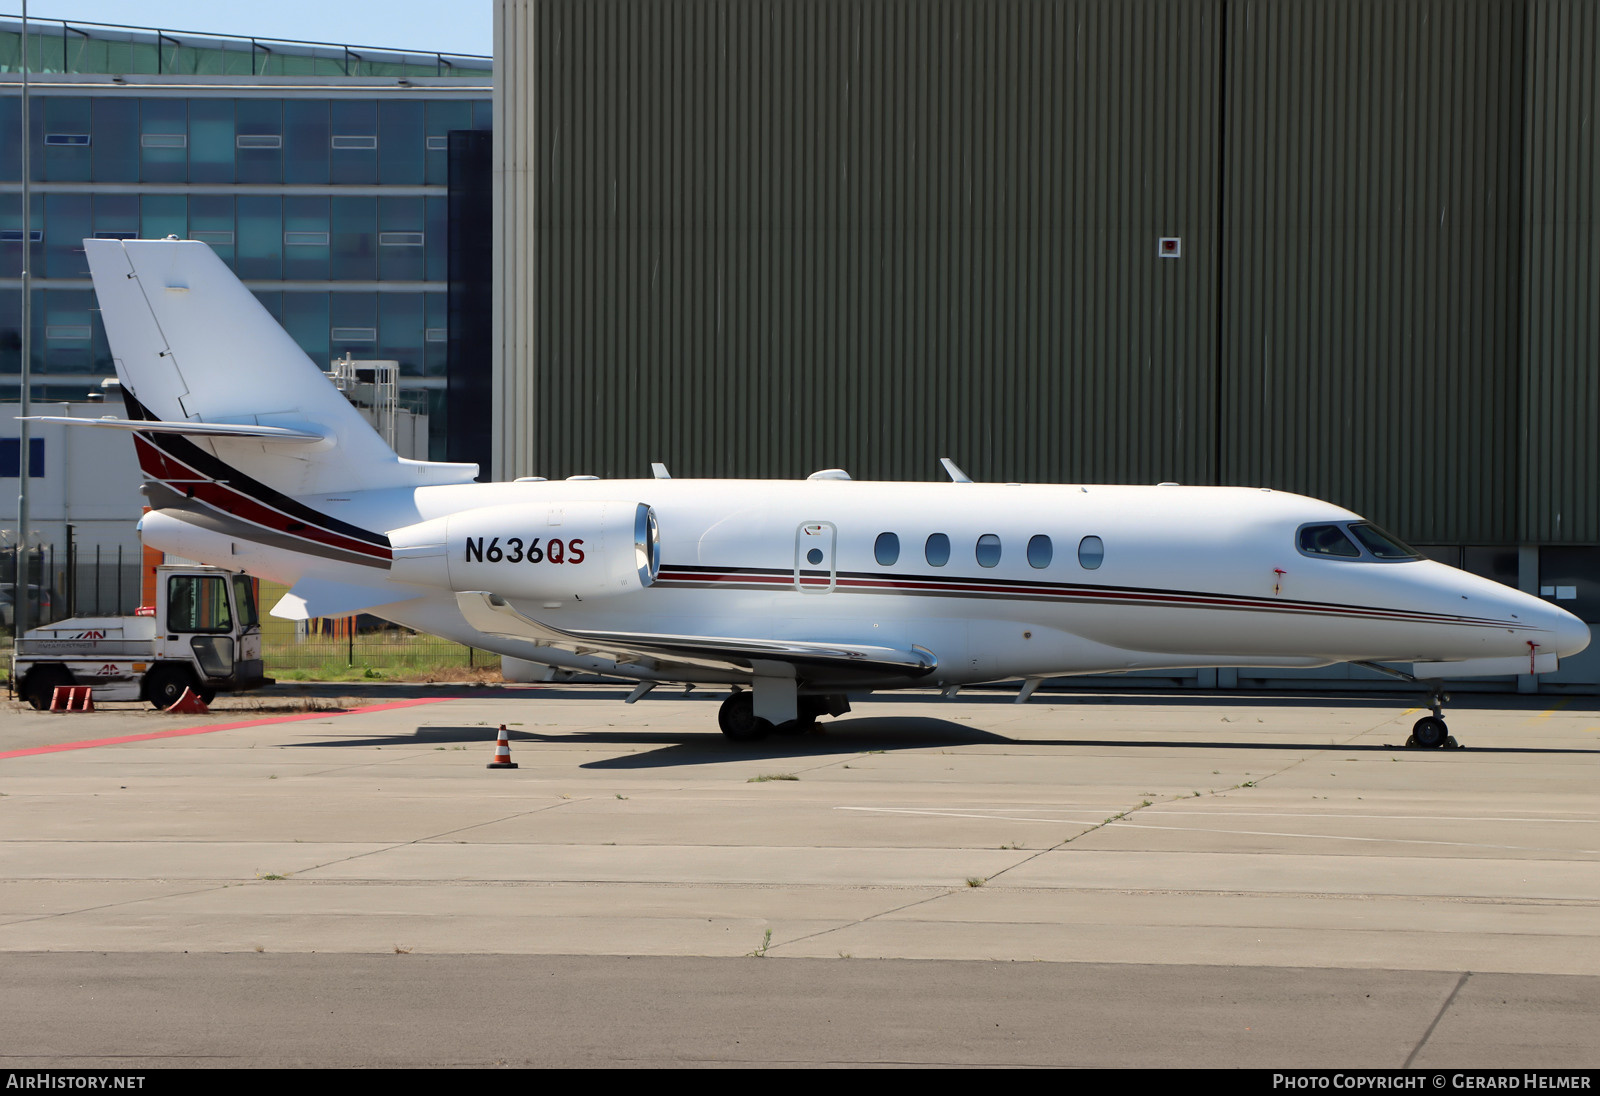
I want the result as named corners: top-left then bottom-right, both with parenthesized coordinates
top-left (1408, 685), bottom-right (1460, 749)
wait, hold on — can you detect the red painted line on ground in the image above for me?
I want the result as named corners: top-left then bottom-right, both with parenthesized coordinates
top-left (0, 697), bottom-right (454, 761)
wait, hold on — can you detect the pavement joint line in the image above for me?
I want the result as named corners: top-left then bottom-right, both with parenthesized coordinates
top-left (1405, 970), bottom-right (1470, 1068)
top-left (276, 799), bottom-right (591, 878)
top-left (764, 888), bottom-right (970, 953)
top-left (0, 698), bottom-right (455, 761)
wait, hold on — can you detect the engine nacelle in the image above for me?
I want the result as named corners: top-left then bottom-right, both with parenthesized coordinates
top-left (389, 501), bottom-right (659, 604)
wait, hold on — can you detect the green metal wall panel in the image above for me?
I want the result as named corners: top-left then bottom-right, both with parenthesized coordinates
top-left (1521, 0), bottom-right (1600, 543)
top-left (519, 0), bottom-right (1221, 483)
top-left (1219, 0), bottom-right (1526, 543)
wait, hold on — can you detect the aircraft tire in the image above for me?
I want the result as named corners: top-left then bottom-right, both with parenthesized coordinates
top-left (718, 691), bottom-right (772, 741)
top-left (1411, 715), bottom-right (1449, 749)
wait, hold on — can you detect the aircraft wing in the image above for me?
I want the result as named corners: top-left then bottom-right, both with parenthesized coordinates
top-left (455, 591), bottom-right (937, 684)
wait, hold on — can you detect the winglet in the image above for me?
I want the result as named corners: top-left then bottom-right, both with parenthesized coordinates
top-left (940, 458), bottom-right (973, 483)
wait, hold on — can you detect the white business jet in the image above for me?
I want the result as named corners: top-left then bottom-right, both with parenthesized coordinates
top-left (37, 238), bottom-right (1590, 746)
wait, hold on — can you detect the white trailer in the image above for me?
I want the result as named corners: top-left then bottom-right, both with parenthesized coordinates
top-left (12, 565), bottom-right (268, 709)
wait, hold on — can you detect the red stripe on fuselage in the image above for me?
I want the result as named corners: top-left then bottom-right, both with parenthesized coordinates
top-left (133, 435), bottom-right (391, 562)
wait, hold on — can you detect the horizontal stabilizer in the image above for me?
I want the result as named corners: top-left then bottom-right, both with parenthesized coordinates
top-left (271, 577), bottom-right (425, 621)
top-left (21, 415), bottom-right (326, 443)
top-left (456, 591), bottom-right (937, 683)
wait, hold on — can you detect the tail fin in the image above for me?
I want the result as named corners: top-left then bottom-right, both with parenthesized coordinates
top-left (83, 237), bottom-right (476, 496)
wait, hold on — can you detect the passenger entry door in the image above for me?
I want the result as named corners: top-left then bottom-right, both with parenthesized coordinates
top-left (794, 522), bottom-right (837, 593)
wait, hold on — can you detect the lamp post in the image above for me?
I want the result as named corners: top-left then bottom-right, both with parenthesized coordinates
top-left (14, 0), bottom-right (30, 636)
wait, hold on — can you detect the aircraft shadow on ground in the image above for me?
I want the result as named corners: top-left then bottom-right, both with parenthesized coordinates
top-left (283, 718), bottom-right (1600, 767)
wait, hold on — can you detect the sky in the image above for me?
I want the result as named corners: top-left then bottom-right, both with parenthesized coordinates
top-left (8, 0), bottom-right (494, 57)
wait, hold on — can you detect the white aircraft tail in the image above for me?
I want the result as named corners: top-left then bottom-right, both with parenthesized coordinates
top-left (82, 237), bottom-right (476, 497)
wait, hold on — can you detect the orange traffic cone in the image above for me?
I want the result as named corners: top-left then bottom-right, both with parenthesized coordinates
top-left (486, 724), bottom-right (518, 769)
top-left (165, 687), bottom-right (210, 714)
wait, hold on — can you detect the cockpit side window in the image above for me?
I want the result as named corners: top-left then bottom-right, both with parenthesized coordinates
top-left (1298, 524), bottom-right (1361, 558)
top-left (1346, 522), bottom-right (1421, 561)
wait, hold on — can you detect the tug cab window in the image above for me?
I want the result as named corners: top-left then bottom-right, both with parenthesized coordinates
top-left (167, 574), bottom-right (232, 633)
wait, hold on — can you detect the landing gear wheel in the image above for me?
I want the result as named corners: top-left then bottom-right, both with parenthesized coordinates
top-left (24, 665), bottom-right (71, 711)
top-left (775, 703), bottom-right (819, 736)
top-left (145, 665), bottom-right (196, 710)
top-left (1411, 715), bottom-right (1449, 749)
top-left (719, 691), bottom-right (773, 741)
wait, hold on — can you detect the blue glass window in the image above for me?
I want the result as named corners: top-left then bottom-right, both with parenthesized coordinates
top-left (141, 194), bottom-right (187, 241)
top-left (378, 100), bottom-right (425, 185)
top-left (283, 100), bottom-right (328, 184)
top-left (43, 99), bottom-right (92, 182)
top-left (44, 193), bottom-right (90, 278)
top-left (189, 99), bottom-right (236, 184)
top-left (925, 533), bottom-right (950, 567)
top-left (92, 194), bottom-right (139, 241)
top-left (331, 292), bottom-right (378, 359)
top-left (91, 99), bottom-right (139, 183)
top-left (331, 196), bottom-right (377, 280)
top-left (330, 100), bottom-right (378, 185)
top-left (875, 532), bottom-right (900, 567)
top-left (188, 194), bottom-right (235, 263)
top-left (283, 196), bottom-right (330, 280)
top-left (238, 99), bottom-right (285, 184)
top-left (235, 195), bottom-right (283, 280)
top-left (379, 198), bottom-right (424, 280)
top-left (282, 293), bottom-right (330, 367)
top-left (140, 99), bottom-right (187, 182)
top-left (423, 292), bottom-right (448, 376)
top-left (425, 100), bottom-right (472, 184)
top-left (380, 293), bottom-right (424, 374)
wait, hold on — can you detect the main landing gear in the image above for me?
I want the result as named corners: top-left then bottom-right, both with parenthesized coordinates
top-left (717, 689), bottom-right (850, 741)
top-left (1407, 684), bottom-right (1459, 749)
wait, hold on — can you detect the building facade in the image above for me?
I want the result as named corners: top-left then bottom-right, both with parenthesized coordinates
top-left (0, 15), bottom-right (492, 451)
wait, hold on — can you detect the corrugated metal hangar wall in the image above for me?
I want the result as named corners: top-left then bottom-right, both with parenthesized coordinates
top-left (494, 0), bottom-right (1599, 551)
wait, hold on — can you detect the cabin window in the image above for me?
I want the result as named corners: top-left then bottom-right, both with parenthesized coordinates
top-left (976, 534), bottom-right (1002, 568)
top-left (1298, 524), bottom-right (1361, 558)
top-left (806, 548), bottom-right (824, 566)
top-left (1027, 535), bottom-right (1053, 569)
top-left (1078, 535), bottom-right (1104, 570)
top-left (925, 533), bottom-right (951, 567)
top-left (875, 532), bottom-right (900, 567)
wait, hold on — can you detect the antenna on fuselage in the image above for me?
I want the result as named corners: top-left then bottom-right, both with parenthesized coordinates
top-left (939, 457), bottom-right (973, 483)
top-left (651, 463), bottom-right (671, 479)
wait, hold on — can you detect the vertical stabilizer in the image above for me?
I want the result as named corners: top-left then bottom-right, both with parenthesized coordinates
top-left (84, 238), bottom-right (476, 496)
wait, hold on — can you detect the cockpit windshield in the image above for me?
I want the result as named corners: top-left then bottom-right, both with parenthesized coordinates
top-left (1345, 522), bottom-right (1421, 560)
top-left (1297, 521), bottom-right (1421, 563)
top-left (1298, 524), bottom-right (1360, 558)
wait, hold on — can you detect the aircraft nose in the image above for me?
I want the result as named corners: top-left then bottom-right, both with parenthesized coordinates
top-left (1541, 601), bottom-right (1592, 658)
